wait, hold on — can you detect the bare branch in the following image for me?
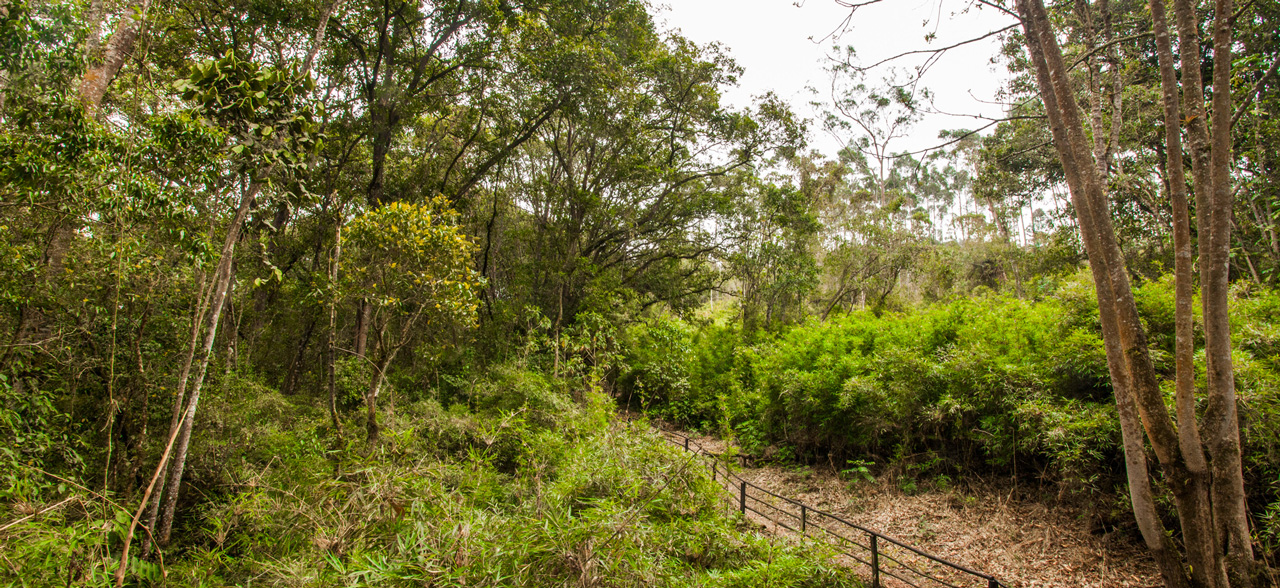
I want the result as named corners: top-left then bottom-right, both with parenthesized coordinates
top-left (1231, 55), bottom-right (1279, 128)
top-left (1067, 32), bottom-right (1154, 72)
top-left (975, 0), bottom-right (1022, 20)
top-left (847, 24), bottom-right (1019, 73)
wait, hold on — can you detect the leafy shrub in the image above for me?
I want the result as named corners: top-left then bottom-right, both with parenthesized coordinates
top-left (653, 270), bottom-right (1280, 519)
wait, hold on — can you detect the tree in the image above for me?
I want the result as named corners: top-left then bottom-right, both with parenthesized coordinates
top-left (818, 48), bottom-right (929, 207)
top-left (1015, 0), bottom-right (1255, 584)
top-left (141, 50), bottom-right (322, 550)
top-left (474, 31), bottom-right (803, 337)
top-left (723, 173), bottom-right (821, 333)
top-left (343, 199), bottom-right (480, 441)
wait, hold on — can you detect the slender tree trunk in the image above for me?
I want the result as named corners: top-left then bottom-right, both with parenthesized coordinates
top-left (156, 181), bottom-right (260, 544)
top-left (282, 316), bottom-right (316, 395)
top-left (366, 102), bottom-right (399, 207)
top-left (1239, 241), bottom-right (1262, 285)
top-left (1074, 0), bottom-right (1109, 178)
top-left (1266, 199), bottom-right (1279, 260)
top-left (365, 353), bottom-right (391, 442)
top-left (142, 269), bottom-right (212, 554)
top-left (363, 312), bottom-right (421, 443)
top-left (328, 214), bottom-right (344, 437)
top-left (1170, 0), bottom-right (1256, 581)
top-left (130, 1), bottom-right (330, 569)
top-left (1200, 0), bottom-right (1254, 581)
top-left (1017, 2), bottom-right (1195, 585)
top-left (1247, 198), bottom-right (1278, 258)
top-left (222, 278), bottom-right (237, 375)
top-left (353, 299), bottom-right (371, 357)
top-left (120, 303), bottom-right (152, 498)
top-left (1150, 0), bottom-right (1223, 583)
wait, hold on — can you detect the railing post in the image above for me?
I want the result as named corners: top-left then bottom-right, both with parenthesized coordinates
top-left (711, 463), bottom-right (716, 481)
top-left (870, 533), bottom-right (880, 588)
top-left (739, 481), bottom-right (746, 513)
top-left (800, 505), bottom-right (807, 535)
top-left (684, 437), bottom-right (689, 450)
top-left (988, 579), bottom-right (999, 588)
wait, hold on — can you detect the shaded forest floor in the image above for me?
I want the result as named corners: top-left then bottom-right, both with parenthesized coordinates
top-left (669, 428), bottom-right (1162, 588)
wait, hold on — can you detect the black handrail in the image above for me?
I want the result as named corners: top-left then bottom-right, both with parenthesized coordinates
top-left (660, 430), bottom-right (1002, 588)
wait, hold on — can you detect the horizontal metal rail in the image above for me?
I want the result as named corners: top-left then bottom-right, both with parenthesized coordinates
top-left (661, 430), bottom-right (1001, 588)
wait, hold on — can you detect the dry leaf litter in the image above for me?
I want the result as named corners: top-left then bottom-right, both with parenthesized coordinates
top-left (665, 428), bottom-right (1162, 588)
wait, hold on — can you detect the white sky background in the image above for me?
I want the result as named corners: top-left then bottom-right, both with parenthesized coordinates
top-left (655, 0), bottom-right (1019, 159)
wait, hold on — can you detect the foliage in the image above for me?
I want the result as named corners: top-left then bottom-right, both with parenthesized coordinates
top-left (345, 198), bottom-right (481, 327)
top-left (0, 368), bottom-right (859, 587)
top-left (0, 374), bottom-right (83, 503)
top-left (174, 51), bottom-right (322, 175)
top-left (4, 0), bottom-right (1280, 577)
top-left (635, 273), bottom-right (1280, 537)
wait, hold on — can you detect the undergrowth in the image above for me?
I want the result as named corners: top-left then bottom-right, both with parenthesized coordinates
top-left (620, 272), bottom-right (1280, 549)
top-left (0, 365), bottom-right (860, 587)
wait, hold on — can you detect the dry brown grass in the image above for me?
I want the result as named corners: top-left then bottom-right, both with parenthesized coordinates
top-left (670, 429), bottom-right (1162, 588)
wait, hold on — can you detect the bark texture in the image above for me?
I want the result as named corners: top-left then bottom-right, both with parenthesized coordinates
top-left (156, 182), bottom-right (260, 543)
top-left (1014, 0), bottom-right (1258, 585)
top-left (1149, 0), bottom-right (1222, 583)
top-left (78, 0), bottom-right (151, 111)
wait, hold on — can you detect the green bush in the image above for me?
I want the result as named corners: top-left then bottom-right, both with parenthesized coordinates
top-left (643, 271), bottom-right (1280, 520)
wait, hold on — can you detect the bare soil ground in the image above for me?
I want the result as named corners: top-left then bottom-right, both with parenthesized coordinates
top-left (669, 429), bottom-right (1162, 588)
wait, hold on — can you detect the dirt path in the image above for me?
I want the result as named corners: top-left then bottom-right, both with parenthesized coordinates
top-left (668, 429), bottom-right (1162, 588)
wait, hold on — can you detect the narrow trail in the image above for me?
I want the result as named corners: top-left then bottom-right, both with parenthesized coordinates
top-left (662, 426), bottom-right (1162, 588)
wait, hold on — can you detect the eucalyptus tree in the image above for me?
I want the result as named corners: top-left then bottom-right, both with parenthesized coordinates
top-left (818, 48), bottom-right (929, 208)
top-left (723, 174), bottom-right (822, 333)
top-left (1015, 0), bottom-right (1256, 583)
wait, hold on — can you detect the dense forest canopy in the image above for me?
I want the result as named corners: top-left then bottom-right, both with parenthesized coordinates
top-left (1, 0), bottom-right (1279, 585)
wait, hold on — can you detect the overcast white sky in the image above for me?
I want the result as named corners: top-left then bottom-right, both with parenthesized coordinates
top-left (655, 0), bottom-right (1018, 158)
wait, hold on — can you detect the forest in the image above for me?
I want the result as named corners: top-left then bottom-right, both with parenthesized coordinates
top-left (0, 0), bottom-right (1278, 585)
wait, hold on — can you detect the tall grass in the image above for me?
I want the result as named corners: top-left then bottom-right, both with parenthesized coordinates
top-left (0, 365), bottom-right (860, 587)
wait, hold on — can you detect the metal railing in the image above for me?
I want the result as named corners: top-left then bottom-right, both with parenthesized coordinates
top-left (662, 431), bottom-right (1002, 588)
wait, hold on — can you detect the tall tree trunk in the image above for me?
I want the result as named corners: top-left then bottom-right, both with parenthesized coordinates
top-left (124, 2), bottom-right (333, 573)
top-left (1150, 0), bottom-right (1223, 583)
top-left (1170, 0), bottom-right (1257, 582)
top-left (156, 181), bottom-right (260, 544)
top-left (327, 214), bottom-right (344, 437)
top-left (1016, 1), bottom-right (1200, 585)
top-left (79, 0), bottom-right (151, 111)
top-left (141, 269), bottom-right (211, 554)
top-left (366, 101), bottom-right (399, 207)
top-left (1201, 0), bottom-right (1254, 581)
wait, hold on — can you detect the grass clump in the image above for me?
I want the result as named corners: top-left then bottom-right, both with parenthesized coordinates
top-left (0, 365), bottom-right (860, 588)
